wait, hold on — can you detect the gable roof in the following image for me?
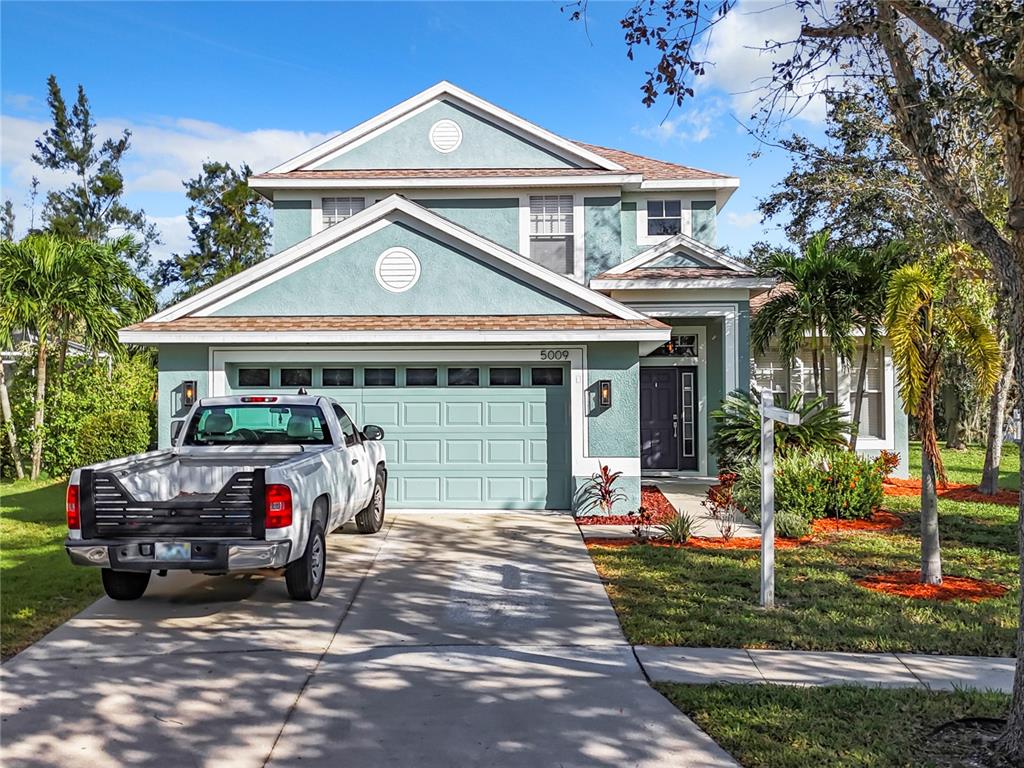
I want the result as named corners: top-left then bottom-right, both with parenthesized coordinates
top-left (603, 231), bottom-right (752, 275)
top-left (265, 81), bottom-right (625, 175)
top-left (573, 143), bottom-right (734, 183)
top-left (144, 195), bottom-right (651, 325)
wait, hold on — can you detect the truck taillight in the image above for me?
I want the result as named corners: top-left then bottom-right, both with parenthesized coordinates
top-left (265, 484), bottom-right (293, 528)
top-left (66, 484), bottom-right (81, 530)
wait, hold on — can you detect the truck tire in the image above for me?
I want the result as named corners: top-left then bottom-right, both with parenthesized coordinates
top-left (101, 568), bottom-right (151, 600)
top-left (285, 520), bottom-right (325, 601)
top-left (355, 472), bottom-right (386, 534)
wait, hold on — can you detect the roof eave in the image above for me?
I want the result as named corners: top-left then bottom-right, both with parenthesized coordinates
top-left (590, 278), bottom-right (776, 291)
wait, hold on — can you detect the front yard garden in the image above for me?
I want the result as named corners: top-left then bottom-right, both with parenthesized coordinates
top-left (587, 443), bottom-right (1020, 655)
top-left (0, 477), bottom-right (102, 659)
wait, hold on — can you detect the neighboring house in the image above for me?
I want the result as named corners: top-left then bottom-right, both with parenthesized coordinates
top-left (120, 82), bottom-right (908, 512)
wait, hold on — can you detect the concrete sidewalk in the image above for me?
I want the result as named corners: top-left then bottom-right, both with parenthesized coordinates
top-left (635, 646), bottom-right (1016, 692)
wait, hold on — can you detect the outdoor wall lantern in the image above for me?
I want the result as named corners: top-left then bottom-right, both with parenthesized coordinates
top-left (182, 380), bottom-right (197, 407)
top-left (598, 379), bottom-right (612, 408)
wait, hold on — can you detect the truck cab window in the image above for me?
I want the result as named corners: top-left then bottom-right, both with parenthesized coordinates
top-left (332, 404), bottom-right (360, 447)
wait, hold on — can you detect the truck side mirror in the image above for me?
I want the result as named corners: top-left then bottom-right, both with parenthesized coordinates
top-left (363, 424), bottom-right (384, 441)
top-left (170, 420), bottom-right (185, 442)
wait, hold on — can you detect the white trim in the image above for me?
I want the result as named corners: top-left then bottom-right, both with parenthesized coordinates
top-left (605, 231), bottom-right (753, 275)
top-left (120, 328), bottom-right (669, 345)
top-left (250, 174), bottom-right (643, 190)
top-left (639, 325), bottom-right (708, 476)
top-left (592, 277), bottom-right (775, 291)
top-left (146, 195), bottom-right (649, 324)
top-left (266, 81), bottom-right (625, 174)
top-left (636, 197), bottom-right (691, 247)
top-left (204, 344), bottom-right (633, 480)
top-left (630, 302), bottom-right (740, 393)
top-left (639, 178), bottom-right (739, 190)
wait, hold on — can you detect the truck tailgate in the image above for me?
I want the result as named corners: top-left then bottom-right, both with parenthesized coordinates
top-left (80, 468), bottom-right (266, 539)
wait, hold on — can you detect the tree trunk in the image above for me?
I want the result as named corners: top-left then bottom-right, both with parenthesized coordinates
top-left (943, 382), bottom-right (965, 449)
top-left (980, 343), bottom-right (1015, 494)
top-left (849, 342), bottom-right (870, 450)
top-left (0, 360), bottom-right (24, 480)
top-left (919, 444), bottom-right (943, 585)
top-left (29, 338), bottom-right (47, 481)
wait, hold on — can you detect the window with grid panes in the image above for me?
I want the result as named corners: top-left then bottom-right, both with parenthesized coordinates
top-left (529, 195), bottom-right (574, 274)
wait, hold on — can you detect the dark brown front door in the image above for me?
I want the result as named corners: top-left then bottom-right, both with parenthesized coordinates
top-left (640, 367), bottom-right (700, 472)
top-left (640, 368), bottom-right (679, 470)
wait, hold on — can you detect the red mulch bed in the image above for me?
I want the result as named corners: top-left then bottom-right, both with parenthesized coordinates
top-left (584, 535), bottom-right (807, 550)
top-left (810, 510), bottom-right (904, 536)
top-left (883, 478), bottom-right (1019, 506)
top-left (856, 570), bottom-right (1008, 602)
top-left (575, 485), bottom-right (677, 526)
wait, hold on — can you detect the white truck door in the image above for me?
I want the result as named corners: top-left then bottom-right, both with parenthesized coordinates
top-left (333, 404), bottom-right (373, 515)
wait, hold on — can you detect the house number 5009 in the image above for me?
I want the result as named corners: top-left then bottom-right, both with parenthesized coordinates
top-left (540, 349), bottom-right (569, 360)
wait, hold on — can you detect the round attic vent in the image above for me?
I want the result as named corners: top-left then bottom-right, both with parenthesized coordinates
top-left (429, 119), bottom-right (462, 153)
top-left (374, 248), bottom-right (421, 293)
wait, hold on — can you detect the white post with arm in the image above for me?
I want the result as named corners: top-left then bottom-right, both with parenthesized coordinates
top-left (760, 388), bottom-right (801, 609)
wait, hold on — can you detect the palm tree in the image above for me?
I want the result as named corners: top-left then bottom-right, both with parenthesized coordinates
top-left (0, 234), bottom-right (153, 479)
top-left (752, 231), bottom-right (857, 401)
top-left (847, 242), bottom-right (907, 449)
top-left (885, 261), bottom-right (1000, 585)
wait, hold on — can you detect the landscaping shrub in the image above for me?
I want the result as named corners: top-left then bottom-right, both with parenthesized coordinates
top-left (825, 450), bottom-right (884, 520)
top-left (6, 352), bottom-right (156, 477)
top-left (709, 388), bottom-right (851, 470)
top-left (76, 410), bottom-right (151, 466)
top-left (657, 510), bottom-right (695, 544)
top-left (734, 449), bottom-right (884, 537)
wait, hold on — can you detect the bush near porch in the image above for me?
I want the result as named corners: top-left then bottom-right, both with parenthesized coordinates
top-left (730, 450), bottom-right (885, 538)
top-left (588, 443), bottom-right (1019, 656)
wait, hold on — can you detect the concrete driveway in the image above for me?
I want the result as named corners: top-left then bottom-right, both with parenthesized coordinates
top-left (1, 512), bottom-right (736, 768)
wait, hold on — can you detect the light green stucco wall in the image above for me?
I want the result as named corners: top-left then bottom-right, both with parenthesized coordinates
top-left (156, 345), bottom-right (210, 449)
top-left (414, 198), bottom-right (520, 252)
top-left (212, 221), bottom-right (581, 317)
top-left (619, 195), bottom-right (720, 264)
top-left (273, 200), bottom-right (311, 253)
top-left (577, 341), bottom-right (641, 512)
top-left (316, 101), bottom-right (579, 170)
top-left (584, 197), bottom-right (622, 281)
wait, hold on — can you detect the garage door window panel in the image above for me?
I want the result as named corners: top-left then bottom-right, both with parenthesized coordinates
top-left (364, 368), bottom-right (397, 387)
top-left (238, 368), bottom-right (270, 387)
top-left (281, 368), bottom-right (312, 387)
top-left (489, 367), bottom-right (522, 386)
top-left (448, 367), bottom-right (480, 386)
top-left (531, 367), bottom-right (564, 386)
top-left (406, 368), bottom-right (438, 387)
top-left (322, 368), bottom-right (354, 387)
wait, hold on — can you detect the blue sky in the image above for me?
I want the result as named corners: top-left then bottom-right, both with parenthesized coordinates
top-left (1, 1), bottom-right (826, 262)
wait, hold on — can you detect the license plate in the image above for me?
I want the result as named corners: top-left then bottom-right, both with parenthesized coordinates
top-left (154, 542), bottom-right (191, 561)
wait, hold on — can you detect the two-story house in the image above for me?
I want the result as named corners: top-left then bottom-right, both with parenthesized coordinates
top-left (122, 82), bottom-right (908, 511)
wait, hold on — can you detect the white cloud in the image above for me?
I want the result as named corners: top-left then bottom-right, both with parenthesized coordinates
top-left (146, 214), bottom-right (191, 264)
top-left (725, 210), bottom-right (761, 229)
top-left (633, 98), bottom-right (726, 144)
top-left (702, 0), bottom-right (836, 125)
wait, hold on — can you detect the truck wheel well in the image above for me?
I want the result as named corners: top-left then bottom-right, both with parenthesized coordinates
top-left (312, 494), bottom-right (330, 529)
top-left (376, 464), bottom-right (387, 484)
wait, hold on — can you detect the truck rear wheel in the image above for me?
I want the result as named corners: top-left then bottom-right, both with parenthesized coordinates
top-left (101, 568), bottom-right (151, 600)
top-left (355, 473), bottom-right (386, 534)
top-left (285, 520), bottom-right (325, 601)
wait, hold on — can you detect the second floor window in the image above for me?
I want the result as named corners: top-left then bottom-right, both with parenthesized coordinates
top-left (529, 195), bottom-right (574, 274)
top-left (647, 200), bottom-right (682, 236)
top-left (322, 197), bottom-right (365, 227)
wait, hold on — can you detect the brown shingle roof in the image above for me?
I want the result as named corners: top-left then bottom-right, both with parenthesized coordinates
top-left (596, 267), bottom-right (756, 280)
top-left (123, 315), bottom-right (669, 333)
top-left (749, 283), bottom-right (793, 315)
top-left (574, 143), bottom-right (733, 181)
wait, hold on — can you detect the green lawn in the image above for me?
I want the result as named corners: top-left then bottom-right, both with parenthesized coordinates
top-left (659, 684), bottom-right (1012, 768)
top-left (0, 477), bottom-right (102, 659)
top-left (908, 440), bottom-right (1020, 490)
top-left (589, 443), bottom-right (1020, 655)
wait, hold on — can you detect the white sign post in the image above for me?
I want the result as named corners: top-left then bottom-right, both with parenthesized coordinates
top-left (760, 389), bottom-right (801, 609)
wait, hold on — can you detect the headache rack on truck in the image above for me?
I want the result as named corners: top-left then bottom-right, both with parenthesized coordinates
top-left (78, 468), bottom-right (267, 539)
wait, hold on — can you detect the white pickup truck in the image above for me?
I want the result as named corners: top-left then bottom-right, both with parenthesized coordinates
top-left (64, 394), bottom-right (387, 602)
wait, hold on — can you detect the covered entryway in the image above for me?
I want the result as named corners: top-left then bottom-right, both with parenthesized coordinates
top-left (225, 361), bottom-right (571, 509)
top-left (640, 366), bottom-right (699, 472)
